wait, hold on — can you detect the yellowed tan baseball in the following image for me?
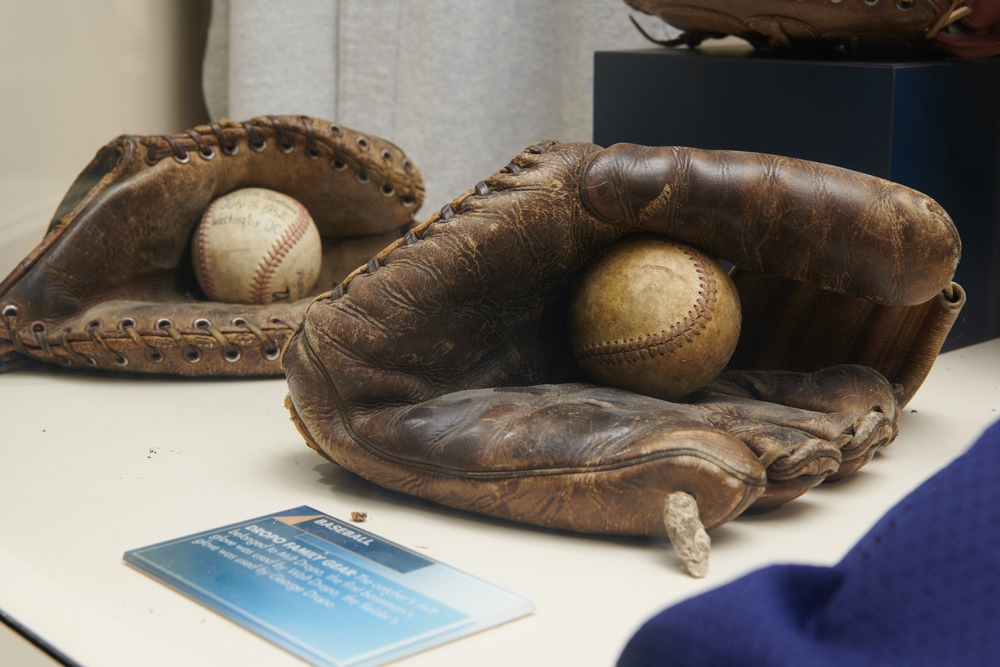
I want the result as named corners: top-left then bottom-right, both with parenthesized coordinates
top-left (568, 235), bottom-right (741, 401)
top-left (192, 188), bottom-right (322, 305)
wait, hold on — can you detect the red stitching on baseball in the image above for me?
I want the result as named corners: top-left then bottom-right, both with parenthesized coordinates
top-left (250, 202), bottom-right (310, 304)
top-left (576, 244), bottom-right (719, 366)
top-left (197, 199), bottom-right (220, 300)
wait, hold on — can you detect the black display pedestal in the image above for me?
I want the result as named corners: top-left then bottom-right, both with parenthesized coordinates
top-left (593, 48), bottom-right (1000, 351)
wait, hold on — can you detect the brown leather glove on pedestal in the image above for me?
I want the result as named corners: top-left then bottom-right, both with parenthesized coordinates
top-left (0, 116), bottom-right (423, 376)
top-left (625, 0), bottom-right (973, 56)
top-left (282, 141), bottom-right (963, 576)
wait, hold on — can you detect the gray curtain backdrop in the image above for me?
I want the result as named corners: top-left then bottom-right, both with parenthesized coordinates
top-left (203, 0), bottom-right (674, 214)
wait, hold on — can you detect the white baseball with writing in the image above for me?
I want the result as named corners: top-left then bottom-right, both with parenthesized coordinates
top-left (193, 188), bottom-right (322, 305)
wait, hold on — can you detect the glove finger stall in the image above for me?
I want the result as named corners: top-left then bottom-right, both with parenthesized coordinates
top-left (691, 365), bottom-right (900, 506)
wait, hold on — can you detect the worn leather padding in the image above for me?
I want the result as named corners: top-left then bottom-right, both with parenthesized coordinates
top-left (283, 140), bottom-right (961, 535)
top-left (290, 379), bottom-right (768, 534)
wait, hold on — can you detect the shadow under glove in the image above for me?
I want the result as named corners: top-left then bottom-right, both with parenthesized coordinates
top-left (618, 417), bottom-right (1000, 666)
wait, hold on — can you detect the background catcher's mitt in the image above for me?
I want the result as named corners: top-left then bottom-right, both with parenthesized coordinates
top-left (282, 141), bottom-right (963, 576)
top-left (625, 0), bottom-right (973, 56)
top-left (0, 116), bottom-right (423, 375)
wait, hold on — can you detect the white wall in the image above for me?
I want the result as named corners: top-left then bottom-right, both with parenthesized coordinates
top-left (0, 0), bottom-right (208, 267)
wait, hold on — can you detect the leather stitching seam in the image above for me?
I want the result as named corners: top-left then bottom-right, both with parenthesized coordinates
top-left (249, 202), bottom-right (310, 304)
top-left (575, 245), bottom-right (719, 365)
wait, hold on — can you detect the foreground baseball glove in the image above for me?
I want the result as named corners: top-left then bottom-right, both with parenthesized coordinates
top-left (282, 141), bottom-right (963, 576)
top-left (625, 0), bottom-right (973, 56)
top-left (0, 116), bottom-right (423, 375)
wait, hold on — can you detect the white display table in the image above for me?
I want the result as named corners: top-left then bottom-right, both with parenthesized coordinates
top-left (1, 191), bottom-right (998, 666)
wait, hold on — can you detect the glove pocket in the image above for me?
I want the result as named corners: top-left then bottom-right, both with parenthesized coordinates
top-left (732, 272), bottom-right (965, 407)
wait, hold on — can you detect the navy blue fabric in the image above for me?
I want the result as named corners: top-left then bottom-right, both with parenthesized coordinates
top-left (619, 418), bottom-right (1000, 667)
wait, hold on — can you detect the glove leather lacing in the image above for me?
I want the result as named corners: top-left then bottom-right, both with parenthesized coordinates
top-left (2, 293), bottom-right (295, 368)
top-left (927, 1), bottom-right (973, 39)
top-left (142, 116), bottom-right (417, 208)
top-left (327, 155), bottom-right (524, 304)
